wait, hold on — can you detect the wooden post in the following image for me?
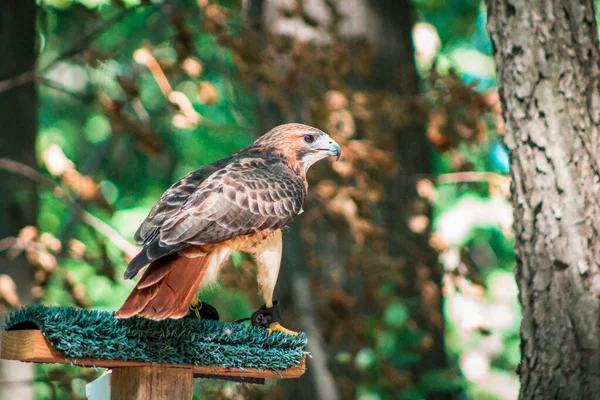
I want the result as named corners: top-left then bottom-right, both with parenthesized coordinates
top-left (111, 366), bottom-right (193, 400)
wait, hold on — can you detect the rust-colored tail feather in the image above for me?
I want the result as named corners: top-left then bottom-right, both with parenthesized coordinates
top-left (115, 254), bottom-right (211, 320)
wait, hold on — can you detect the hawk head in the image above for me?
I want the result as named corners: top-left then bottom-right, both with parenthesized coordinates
top-left (250, 123), bottom-right (341, 173)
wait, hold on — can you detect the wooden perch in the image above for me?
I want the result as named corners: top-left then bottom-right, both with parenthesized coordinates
top-left (2, 329), bottom-right (306, 399)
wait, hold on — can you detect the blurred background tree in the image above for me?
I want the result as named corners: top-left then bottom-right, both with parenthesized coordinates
top-left (0, 2), bottom-right (38, 399)
top-left (0, 0), bottom-right (518, 399)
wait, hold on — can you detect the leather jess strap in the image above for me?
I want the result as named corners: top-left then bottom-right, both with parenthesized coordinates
top-left (187, 300), bottom-right (220, 320)
top-left (250, 301), bottom-right (282, 328)
top-left (187, 298), bottom-right (282, 330)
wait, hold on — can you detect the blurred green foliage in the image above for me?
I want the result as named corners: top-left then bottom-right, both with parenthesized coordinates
top-left (416, 1), bottom-right (518, 399)
top-left (32, 2), bottom-right (259, 397)
top-left (4, 0), bottom-right (521, 399)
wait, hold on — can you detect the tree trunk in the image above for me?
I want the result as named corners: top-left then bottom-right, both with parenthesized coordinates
top-left (0, 1), bottom-right (38, 399)
top-left (247, 0), bottom-right (448, 398)
top-left (368, 0), bottom-right (447, 384)
top-left (487, 0), bottom-right (600, 398)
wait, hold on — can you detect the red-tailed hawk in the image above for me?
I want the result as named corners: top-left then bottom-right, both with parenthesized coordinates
top-left (116, 123), bottom-right (340, 335)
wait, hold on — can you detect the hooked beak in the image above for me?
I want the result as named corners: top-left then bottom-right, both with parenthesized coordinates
top-left (318, 138), bottom-right (341, 161)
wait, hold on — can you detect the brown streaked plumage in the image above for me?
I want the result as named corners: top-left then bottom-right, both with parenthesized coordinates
top-left (116, 123), bottom-right (340, 335)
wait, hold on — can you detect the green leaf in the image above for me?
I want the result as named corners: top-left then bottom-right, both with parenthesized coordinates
top-left (384, 302), bottom-right (409, 328)
top-left (111, 207), bottom-right (151, 240)
top-left (84, 114), bottom-right (112, 144)
top-left (335, 351), bottom-right (352, 364)
top-left (376, 330), bottom-right (397, 355)
top-left (86, 275), bottom-right (114, 305)
top-left (356, 385), bottom-right (384, 400)
top-left (400, 388), bottom-right (426, 400)
top-left (355, 348), bottom-right (376, 371)
top-left (419, 367), bottom-right (465, 392)
top-left (392, 353), bottom-right (421, 368)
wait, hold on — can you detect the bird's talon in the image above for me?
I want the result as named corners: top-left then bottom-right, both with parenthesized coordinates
top-left (267, 322), bottom-right (298, 336)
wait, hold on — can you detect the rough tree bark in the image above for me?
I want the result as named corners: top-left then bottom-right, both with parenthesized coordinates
top-left (487, 0), bottom-right (600, 398)
top-left (0, 1), bottom-right (38, 399)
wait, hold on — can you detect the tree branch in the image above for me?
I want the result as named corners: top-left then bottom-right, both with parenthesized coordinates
top-left (0, 158), bottom-right (140, 258)
top-left (436, 171), bottom-right (509, 186)
top-left (37, 76), bottom-right (94, 101)
top-left (39, 4), bottom-right (158, 74)
top-left (0, 71), bottom-right (36, 94)
top-left (0, 4), bottom-right (161, 94)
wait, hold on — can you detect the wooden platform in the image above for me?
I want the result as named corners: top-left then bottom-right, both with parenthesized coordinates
top-left (1, 329), bottom-right (306, 382)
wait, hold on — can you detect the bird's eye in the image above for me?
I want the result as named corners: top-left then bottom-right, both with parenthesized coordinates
top-left (303, 134), bottom-right (315, 144)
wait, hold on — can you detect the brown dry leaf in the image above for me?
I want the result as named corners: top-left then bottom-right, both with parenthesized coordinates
top-left (182, 57), bottom-right (203, 78)
top-left (31, 285), bottom-right (44, 301)
top-left (331, 160), bottom-right (353, 178)
top-left (326, 90), bottom-right (348, 111)
top-left (42, 145), bottom-right (113, 209)
top-left (366, 187), bottom-right (383, 202)
top-left (205, 4), bottom-right (229, 24)
top-left (315, 180), bottom-right (338, 199)
top-left (69, 239), bottom-right (86, 260)
top-left (496, 113), bottom-right (505, 135)
top-left (416, 333), bottom-right (435, 353)
top-left (449, 150), bottom-right (471, 171)
top-left (328, 194), bottom-right (358, 219)
top-left (352, 91), bottom-right (368, 106)
top-left (328, 288), bottom-right (357, 311)
top-left (198, 82), bottom-right (219, 105)
top-left (355, 219), bottom-right (381, 238)
top-left (27, 251), bottom-right (57, 273)
top-left (34, 270), bottom-right (47, 284)
top-left (0, 274), bottom-right (20, 307)
top-left (409, 215), bottom-right (429, 234)
top-left (347, 140), bottom-right (369, 159)
top-left (442, 274), bottom-right (456, 296)
top-left (75, 175), bottom-right (100, 201)
top-left (65, 272), bottom-right (91, 308)
top-left (172, 113), bottom-right (197, 129)
top-left (454, 275), bottom-right (486, 299)
top-left (43, 145), bottom-right (74, 177)
top-left (63, 170), bottom-right (100, 201)
top-left (19, 226), bottom-right (38, 243)
top-left (492, 176), bottom-right (511, 198)
top-left (416, 179), bottom-right (437, 202)
top-left (40, 232), bottom-right (61, 253)
top-left (327, 109), bottom-right (355, 139)
top-left (350, 94), bottom-right (372, 121)
top-left (429, 232), bottom-right (449, 251)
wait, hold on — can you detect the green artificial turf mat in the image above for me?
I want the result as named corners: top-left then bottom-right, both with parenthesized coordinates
top-left (4, 305), bottom-right (307, 371)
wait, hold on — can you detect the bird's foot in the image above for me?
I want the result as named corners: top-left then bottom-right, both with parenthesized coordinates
top-left (267, 322), bottom-right (298, 336)
top-left (186, 298), bottom-right (220, 320)
top-left (251, 301), bottom-right (297, 335)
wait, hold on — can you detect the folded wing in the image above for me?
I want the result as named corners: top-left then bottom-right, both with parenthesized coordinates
top-left (124, 157), bottom-right (306, 279)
